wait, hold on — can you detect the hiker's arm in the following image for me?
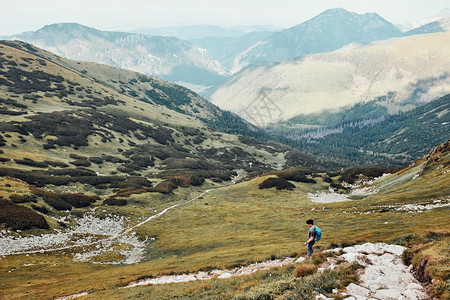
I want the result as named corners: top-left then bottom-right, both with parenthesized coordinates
top-left (304, 236), bottom-right (314, 245)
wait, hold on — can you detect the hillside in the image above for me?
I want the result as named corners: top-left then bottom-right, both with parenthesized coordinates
top-left (0, 38), bottom-right (310, 185)
top-left (231, 8), bottom-right (402, 73)
top-left (1, 125), bottom-right (448, 299)
top-left (9, 23), bottom-right (228, 88)
top-left (211, 32), bottom-right (450, 127)
top-left (0, 36), bottom-right (448, 300)
top-left (0, 39), bottom-right (336, 225)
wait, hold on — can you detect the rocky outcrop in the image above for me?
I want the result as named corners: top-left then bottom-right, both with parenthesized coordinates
top-left (325, 243), bottom-right (428, 300)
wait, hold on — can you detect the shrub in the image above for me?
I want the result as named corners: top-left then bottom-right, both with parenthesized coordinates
top-left (259, 177), bottom-right (295, 190)
top-left (70, 159), bottom-right (91, 167)
top-left (59, 193), bottom-right (100, 208)
top-left (0, 198), bottom-right (49, 230)
top-left (423, 230), bottom-right (449, 243)
top-left (9, 194), bottom-right (36, 203)
top-left (88, 156), bottom-right (104, 164)
top-left (113, 188), bottom-right (148, 197)
top-left (310, 252), bottom-right (327, 265)
top-left (32, 188), bottom-right (99, 210)
top-left (339, 167), bottom-right (392, 184)
top-left (14, 158), bottom-right (48, 168)
top-left (43, 160), bottom-right (69, 168)
top-left (390, 234), bottom-right (420, 246)
top-left (330, 183), bottom-right (349, 191)
top-left (150, 181), bottom-right (178, 194)
top-left (166, 174), bottom-right (205, 187)
top-left (292, 263), bottom-right (318, 278)
top-left (31, 204), bottom-right (49, 214)
top-left (323, 177), bottom-right (333, 183)
top-left (69, 153), bottom-right (87, 160)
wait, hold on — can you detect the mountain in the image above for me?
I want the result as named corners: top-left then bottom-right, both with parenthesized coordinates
top-left (9, 23), bottom-right (228, 89)
top-left (404, 16), bottom-right (450, 36)
top-left (231, 8), bottom-right (402, 73)
top-left (0, 40), bottom-right (333, 197)
top-left (133, 25), bottom-right (277, 40)
top-left (190, 31), bottom-right (273, 71)
top-left (397, 9), bottom-right (450, 32)
top-left (211, 32), bottom-right (450, 127)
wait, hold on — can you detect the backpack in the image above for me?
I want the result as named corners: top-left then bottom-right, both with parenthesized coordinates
top-left (314, 226), bottom-right (322, 241)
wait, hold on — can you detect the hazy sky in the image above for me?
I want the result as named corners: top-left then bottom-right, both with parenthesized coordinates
top-left (0, 0), bottom-right (449, 35)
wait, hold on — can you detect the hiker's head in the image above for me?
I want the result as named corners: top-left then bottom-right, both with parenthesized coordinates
top-left (306, 219), bottom-right (314, 225)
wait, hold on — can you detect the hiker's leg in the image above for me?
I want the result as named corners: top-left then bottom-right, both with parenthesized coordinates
top-left (306, 241), bottom-right (315, 256)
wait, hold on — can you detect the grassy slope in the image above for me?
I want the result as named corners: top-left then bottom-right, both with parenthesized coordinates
top-left (1, 142), bottom-right (448, 299)
top-left (0, 40), bottom-right (294, 178)
top-left (0, 41), bottom-right (448, 299)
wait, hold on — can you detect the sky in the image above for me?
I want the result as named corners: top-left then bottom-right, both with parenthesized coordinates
top-left (0, 0), bottom-right (449, 36)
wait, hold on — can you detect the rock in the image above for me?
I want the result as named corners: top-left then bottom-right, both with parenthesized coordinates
top-left (341, 253), bottom-right (369, 265)
top-left (296, 257), bottom-right (306, 263)
top-left (195, 271), bottom-right (211, 280)
top-left (402, 284), bottom-right (428, 300)
top-left (314, 293), bottom-right (334, 300)
top-left (346, 283), bottom-right (371, 297)
top-left (218, 272), bottom-right (233, 279)
top-left (373, 289), bottom-right (402, 299)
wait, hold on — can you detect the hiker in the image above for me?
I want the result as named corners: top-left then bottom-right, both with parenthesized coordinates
top-left (304, 219), bottom-right (318, 256)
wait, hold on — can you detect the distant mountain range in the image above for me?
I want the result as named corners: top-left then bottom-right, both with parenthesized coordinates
top-left (403, 16), bottom-right (450, 36)
top-left (229, 8), bottom-right (403, 73)
top-left (190, 31), bottom-right (272, 71)
top-left (133, 24), bottom-right (278, 40)
top-left (211, 32), bottom-right (450, 126)
top-left (5, 8), bottom-right (450, 95)
top-left (8, 23), bottom-right (228, 89)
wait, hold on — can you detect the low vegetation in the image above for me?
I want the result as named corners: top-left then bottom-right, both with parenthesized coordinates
top-left (0, 41), bottom-right (448, 299)
top-left (0, 198), bottom-right (49, 230)
top-left (259, 177), bottom-right (296, 190)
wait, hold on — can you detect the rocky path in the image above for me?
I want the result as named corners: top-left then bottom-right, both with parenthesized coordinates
top-left (124, 242), bottom-right (428, 300)
top-left (325, 243), bottom-right (428, 300)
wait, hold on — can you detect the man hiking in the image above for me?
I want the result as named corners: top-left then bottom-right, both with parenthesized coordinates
top-left (304, 219), bottom-right (319, 257)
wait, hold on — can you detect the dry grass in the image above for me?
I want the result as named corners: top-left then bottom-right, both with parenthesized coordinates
top-left (0, 167), bottom-right (449, 299)
top-left (292, 263), bottom-right (318, 277)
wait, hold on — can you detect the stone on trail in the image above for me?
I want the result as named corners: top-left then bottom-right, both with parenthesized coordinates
top-left (346, 283), bottom-right (371, 297)
top-left (218, 272), bottom-right (233, 279)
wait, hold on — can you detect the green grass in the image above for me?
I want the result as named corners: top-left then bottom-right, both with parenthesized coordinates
top-left (1, 164), bottom-right (448, 299)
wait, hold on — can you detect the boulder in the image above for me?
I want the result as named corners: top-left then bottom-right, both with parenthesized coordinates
top-left (346, 283), bottom-right (371, 297)
top-left (218, 272), bottom-right (233, 279)
top-left (374, 289), bottom-right (403, 299)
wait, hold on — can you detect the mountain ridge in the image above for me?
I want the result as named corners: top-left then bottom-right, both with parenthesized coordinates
top-left (9, 23), bottom-right (228, 89)
top-left (211, 32), bottom-right (450, 125)
top-left (231, 8), bottom-right (402, 73)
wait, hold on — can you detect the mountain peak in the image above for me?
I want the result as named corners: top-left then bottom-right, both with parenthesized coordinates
top-left (320, 7), bottom-right (354, 16)
top-left (39, 22), bottom-right (93, 32)
top-left (231, 8), bottom-right (401, 72)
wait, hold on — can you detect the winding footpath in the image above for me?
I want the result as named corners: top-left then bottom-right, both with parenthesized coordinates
top-left (122, 242), bottom-right (428, 300)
